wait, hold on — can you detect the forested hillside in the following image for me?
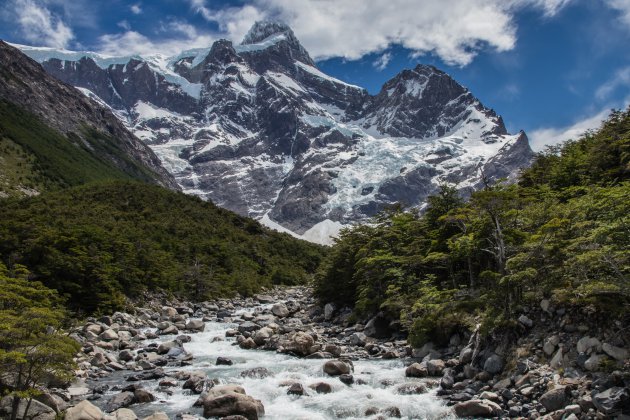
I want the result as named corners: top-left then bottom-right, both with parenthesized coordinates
top-left (315, 107), bottom-right (629, 346)
top-left (0, 181), bottom-right (326, 314)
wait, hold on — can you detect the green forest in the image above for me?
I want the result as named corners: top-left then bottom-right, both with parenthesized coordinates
top-left (315, 107), bottom-right (630, 346)
top-left (0, 181), bottom-right (326, 314)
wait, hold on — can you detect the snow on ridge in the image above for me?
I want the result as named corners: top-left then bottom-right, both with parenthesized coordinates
top-left (235, 33), bottom-right (287, 54)
top-left (295, 61), bottom-right (363, 90)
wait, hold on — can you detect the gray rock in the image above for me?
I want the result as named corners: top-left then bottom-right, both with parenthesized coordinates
top-left (157, 340), bottom-right (179, 355)
top-left (64, 400), bottom-right (104, 420)
top-left (279, 331), bottom-right (314, 356)
top-left (203, 391), bottom-right (265, 420)
top-left (185, 319), bottom-right (205, 332)
top-left (592, 387), bottom-right (630, 415)
top-left (99, 329), bottom-right (119, 341)
top-left (141, 412), bottom-right (168, 420)
top-left (348, 332), bottom-right (367, 347)
top-left (324, 303), bottom-right (335, 320)
top-left (238, 321), bottom-right (261, 333)
top-left (309, 382), bottom-right (332, 394)
top-left (113, 408), bottom-right (138, 420)
top-left (518, 314), bottom-right (533, 327)
top-left (584, 353), bottom-right (606, 371)
top-left (577, 336), bottom-right (602, 354)
top-left (217, 356), bottom-right (233, 366)
top-left (426, 359), bottom-right (445, 376)
top-left (240, 367), bottom-right (273, 379)
top-left (483, 354), bottom-right (503, 374)
top-left (286, 383), bottom-right (305, 396)
top-left (271, 303), bottom-right (290, 318)
top-left (453, 399), bottom-right (502, 418)
top-left (539, 387), bottom-right (568, 412)
top-left (396, 383), bottom-right (428, 395)
top-left (405, 362), bottom-right (428, 378)
top-left (543, 335), bottom-right (559, 356)
top-left (105, 392), bottom-right (135, 412)
top-left (602, 343), bottom-right (628, 361)
top-left (0, 396), bottom-right (56, 420)
top-left (323, 360), bottom-right (351, 376)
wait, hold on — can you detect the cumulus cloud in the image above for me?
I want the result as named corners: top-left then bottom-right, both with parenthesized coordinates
top-left (373, 52), bottom-right (392, 71)
top-left (529, 108), bottom-right (611, 151)
top-left (11, 0), bottom-right (74, 48)
top-left (188, 0), bottom-right (573, 65)
top-left (97, 25), bottom-right (215, 57)
top-left (130, 4), bottom-right (142, 15)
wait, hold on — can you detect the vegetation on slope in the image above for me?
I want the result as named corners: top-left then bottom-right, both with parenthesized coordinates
top-left (0, 100), bottom-right (163, 197)
top-left (315, 107), bottom-right (630, 346)
top-left (0, 181), bottom-right (326, 314)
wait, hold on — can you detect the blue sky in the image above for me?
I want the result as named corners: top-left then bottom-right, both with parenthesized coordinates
top-left (1, 0), bottom-right (630, 150)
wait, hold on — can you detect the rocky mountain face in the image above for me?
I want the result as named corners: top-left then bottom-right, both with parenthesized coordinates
top-left (0, 41), bottom-right (178, 191)
top-left (16, 21), bottom-right (534, 242)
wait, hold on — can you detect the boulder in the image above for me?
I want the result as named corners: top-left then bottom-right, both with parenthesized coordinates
top-left (105, 392), bottom-right (135, 412)
top-left (161, 306), bottom-right (178, 317)
top-left (142, 413), bottom-right (168, 420)
top-left (237, 321), bottom-right (261, 333)
top-left (286, 383), bottom-right (305, 396)
top-left (217, 356), bottom-right (233, 366)
top-left (339, 374), bottom-right (354, 385)
top-left (256, 294), bottom-right (274, 304)
top-left (483, 354), bottom-right (504, 374)
top-left (279, 331), bottom-right (314, 356)
top-left (592, 387), bottom-right (630, 415)
top-left (518, 314), bottom-right (533, 327)
top-left (405, 362), bottom-right (428, 378)
top-left (271, 303), bottom-right (289, 318)
top-left (113, 408), bottom-right (138, 420)
top-left (584, 353), bottom-right (606, 371)
top-left (324, 303), bottom-right (335, 320)
top-left (133, 389), bottom-right (155, 403)
top-left (0, 396), bottom-right (56, 420)
top-left (348, 332), bottom-right (367, 347)
top-left (396, 383), bottom-right (428, 395)
top-left (363, 313), bottom-right (392, 338)
top-left (99, 329), bottom-right (119, 341)
top-left (309, 382), bottom-right (332, 394)
top-left (203, 392), bottom-right (264, 420)
top-left (543, 335), bottom-right (559, 356)
top-left (577, 336), bottom-right (602, 354)
top-left (186, 320), bottom-right (205, 332)
top-left (426, 359), bottom-right (445, 376)
top-left (602, 343), bottom-right (628, 361)
top-left (539, 387), bottom-right (568, 412)
top-left (252, 327), bottom-right (273, 346)
top-left (157, 340), bottom-right (180, 355)
top-left (453, 399), bottom-right (502, 418)
top-left (323, 360), bottom-right (351, 376)
top-left (239, 337), bottom-right (257, 349)
top-left (64, 400), bottom-right (104, 420)
top-left (183, 373), bottom-right (209, 394)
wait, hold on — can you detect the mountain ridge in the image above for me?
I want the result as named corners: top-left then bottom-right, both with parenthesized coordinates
top-left (13, 21), bottom-right (535, 243)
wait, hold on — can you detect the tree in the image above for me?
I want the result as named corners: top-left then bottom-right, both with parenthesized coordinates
top-left (0, 262), bottom-right (79, 420)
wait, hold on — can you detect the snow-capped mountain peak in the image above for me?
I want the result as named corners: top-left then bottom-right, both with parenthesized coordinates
top-left (16, 22), bottom-right (534, 244)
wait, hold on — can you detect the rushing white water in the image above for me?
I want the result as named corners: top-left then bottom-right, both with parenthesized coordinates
top-left (92, 310), bottom-right (455, 420)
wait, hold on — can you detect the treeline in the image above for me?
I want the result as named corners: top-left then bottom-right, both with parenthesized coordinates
top-left (315, 107), bottom-right (630, 346)
top-left (0, 181), bottom-right (326, 314)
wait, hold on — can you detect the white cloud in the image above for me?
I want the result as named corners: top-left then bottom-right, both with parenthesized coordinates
top-left (596, 66), bottom-right (630, 101)
top-left (130, 4), bottom-right (142, 15)
top-left (97, 27), bottom-right (215, 57)
top-left (603, 0), bottom-right (630, 26)
top-left (11, 0), bottom-right (74, 48)
top-left (373, 52), bottom-right (392, 71)
top-left (529, 108), bottom-right (610, 151)
top-left (188, 0), bottom-right (573, 65)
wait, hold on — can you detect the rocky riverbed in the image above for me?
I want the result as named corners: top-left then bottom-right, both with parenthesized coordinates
top-left (2, 286), bottom-right (628, 419)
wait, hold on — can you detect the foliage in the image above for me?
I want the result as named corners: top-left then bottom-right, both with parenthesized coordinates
top-left (0, 262), bottom-right (79, 420)
top-left (0, 100), bottom-right (163, 197)
top-left (0, 181), bottom-right (326, 314)
top-left (315, 107), bottom-right (630, 343)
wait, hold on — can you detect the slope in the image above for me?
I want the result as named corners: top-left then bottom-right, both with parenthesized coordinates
top-left (0, 41), bottom-right (177, 197)
top-left (0, 181), bottom-right (326, 314)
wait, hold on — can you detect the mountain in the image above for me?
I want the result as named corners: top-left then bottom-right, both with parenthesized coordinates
top-left (0, 41), bottom-right (178, 197)
top-left (14, 21), bottom-right (535, 242)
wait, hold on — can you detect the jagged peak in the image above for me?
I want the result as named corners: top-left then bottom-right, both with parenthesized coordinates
top-left (241, 21), bottom-right (293, 45)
